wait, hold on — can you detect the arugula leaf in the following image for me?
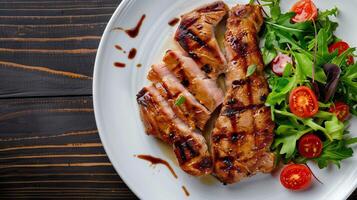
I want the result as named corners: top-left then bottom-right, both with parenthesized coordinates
top-left (314, 140), bottom-right (353, 169)
top-left (266, 76), bottom-right (296, 105)
top-left (175, 95), bottom-right (186, 106)
top-left (346, 137), bottom-right (357, 145)
top-left (318, 7), bottom-right (339, 20)
top-left (324, 115), bottom-right (345, 140)
top-left (283, 63), bottom-right (293, 77)
top-left (273, 127), bottom-right (312, 158)
top-left (338, 63), bottom-right (357, 115)
top-left (294, 52), bottom-right (327, 83)
top-left (266, 13), bottom-right (313, 39)
top-left (246, 64), bottom-right (257, 77)
top-left (331, 48), bottom-right (356, 66)
top-left (260, 0), bottom-right (281, 19)
top-left (262, 48), bottom-right (277, 65)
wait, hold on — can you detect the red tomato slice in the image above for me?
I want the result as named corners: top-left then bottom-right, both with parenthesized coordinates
top-left (291, 0), bottom-right (318, 23)
top-left (280, 164), bottom-right (312, 190)
top-left (272, 53), bottom-right (293, 76)
top-left (329, 102), bottom-right (350, 121)
top-left (328, 41), bottom-right (354, 65)
top-left (298, 133), bottom-right (323, 158)
top-left (289, 86), bottom-right (319, 118)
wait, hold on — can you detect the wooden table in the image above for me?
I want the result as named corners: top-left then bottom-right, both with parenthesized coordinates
top-left (0, 0), bottom-right (355, 199)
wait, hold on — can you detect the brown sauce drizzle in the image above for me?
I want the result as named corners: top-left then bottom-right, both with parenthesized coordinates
top-left (114, 44), bottom-right (123, 51)
top-left (128, 48), bottom-right (137, 59)
top-left (113, 14), bottom-right (146, 38)
top-left (168, 17), bottom-right (180, 26)
top-left (136, 63), bottom-right (142, 67)
top-left (114, 62), bottom-right (126, 68)
top-left (136, 154), bottom-right (178, 179)
top-left (181, 186), bottom-right (190, 197)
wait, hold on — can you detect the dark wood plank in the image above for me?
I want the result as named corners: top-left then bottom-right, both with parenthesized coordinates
top-left (0, 96), bottom-right (137, 199)
top-left (0, 14), bottom-right (113, 25)
top-left (0, 0), bottom-right (119, 98)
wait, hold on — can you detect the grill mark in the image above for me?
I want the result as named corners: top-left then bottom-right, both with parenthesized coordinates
top-left (174, 137), bottom-right (199, 164)
top-left (232, 79), bottom-right (249, 88)
top-left (229, 31), bottom-right (261, 62)
top-left (186, 138), bottom-right (199, 157)
top-left (198, 157), bottom-right (212, 170)
top-left (176, 22), bottom-right (219, 66)
top-left (136, 88), bottom-right (149, 107)
top-left (175, 141), bottom-right (187, 163)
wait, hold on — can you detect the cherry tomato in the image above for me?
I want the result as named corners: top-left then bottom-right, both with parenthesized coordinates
top-left (280, 164), bottom-right (312, 190)
top-left (329, 102), bottom-right (350, 121)
top-left (298, 133), bottom-right (323, 158)
top-left (272, 53), bottom-right (293, 76)
top-left (291, 0), bottom-right (318, 23)
top-left (289, 86), bottom-right (319, 118)
top-left (328, 41), bottom-right (354, 65)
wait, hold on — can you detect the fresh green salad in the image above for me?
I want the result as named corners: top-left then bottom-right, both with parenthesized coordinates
top-left (254, 0), bottom-right (357, 174)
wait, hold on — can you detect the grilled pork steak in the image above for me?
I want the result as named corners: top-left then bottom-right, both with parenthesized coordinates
top-left (137, 86), bottom-right (212, 176)
top-left (175, 1), bottom-right (228, 80)
top-left (148, 64), bottom-right (211, 130)
top-left (163, 50), bottom-right (224, 112)
top-left (211, 4), bottom-right (275, 184)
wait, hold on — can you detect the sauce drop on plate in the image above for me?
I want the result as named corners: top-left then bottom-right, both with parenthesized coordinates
top-left (128, 48), bottom-right (137, 59)
top-left (136, 63), bottom-right (142, 68)
top-left (181, 186), bottom-right (190, 197)
top-left (114, 62), bottom-right (126, 68)
top-left (114, 44), bottom-right (123, 51)
top-left (136, 154), bottom-right (178, 179)
top-left (113, 14), bottom-right (146, 38)
top-left (168, 17), bottom-right (180, 26)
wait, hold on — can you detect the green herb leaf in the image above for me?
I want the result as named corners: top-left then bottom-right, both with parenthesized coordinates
top-left (314, 140), bottom-right (353, 169)
top-left (175, 95), bottom-right (186, 106)
top-left (338, 63), bottom-right (357, 116)
top-left (273, 127), bottom-right (312, 159)
top-left (246, 64), bottom-right (257, 77)
top-left (283, 63), bottom-right (293, 77)
top-left (262, 48), bottom-right (277, 65)
top-left (331, 48), bottom-right (356, 66)
top-left (318, 7), bottom-right (339, 20)
top-left (346, 137), bottom-right (357, 145)
top-left (324, 115), bottom-right (345, 140)
top-left (294, 52), bottom-right (327, 83)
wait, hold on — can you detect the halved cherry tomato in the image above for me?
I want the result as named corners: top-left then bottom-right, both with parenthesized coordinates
top-left (280, 164), bottom-right (312, 190)
top-left (328, 41), bottom-right (354, 65)
top-left (329, 102), bottom-right (350, 121)
top-left (272, 53), bottom-right (293, 76)
top-left (298, 133), bottom-right (323, 158)
top-left (291, 0), bottom-right (318, 23)
top-left (289, 86), bottom-right (319, 118)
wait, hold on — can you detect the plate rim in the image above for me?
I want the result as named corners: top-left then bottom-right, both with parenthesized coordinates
top-left (93, 0), bottom-right (144, 199)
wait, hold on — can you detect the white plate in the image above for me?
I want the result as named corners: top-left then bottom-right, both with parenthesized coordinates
top-left (93, 0), bottom-right (357, 199)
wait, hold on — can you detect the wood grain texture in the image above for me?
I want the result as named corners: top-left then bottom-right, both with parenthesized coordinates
top-left (0, 97), bottom-right (137, 199)
top-left (0, 0), bottom-right (113, 98)
top-left (0, 0), bottom-right (355, 199)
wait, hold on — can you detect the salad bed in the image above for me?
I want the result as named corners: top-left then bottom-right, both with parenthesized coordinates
top-left (255, 0), bottom-right (357, 190)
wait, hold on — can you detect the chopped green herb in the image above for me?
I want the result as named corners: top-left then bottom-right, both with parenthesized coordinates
top-left (246, 64), bottom-right (257, 77)
top-left (175, 95), bottom-right (186, 106)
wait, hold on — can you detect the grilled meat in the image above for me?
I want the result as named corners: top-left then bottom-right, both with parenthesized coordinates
top-left (148, 64), bottom-right (211, 130)
top-left (163, 50), bottom-right (224, 112)
top-left (137, 86), bottom-right (212, 176)
top-left (175, 1), bottom-right (228, 79)
top-left (211, 4), bottom-right (275, 184)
